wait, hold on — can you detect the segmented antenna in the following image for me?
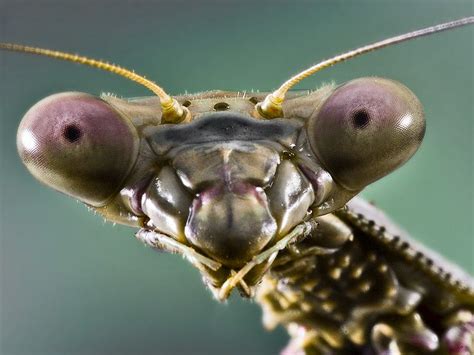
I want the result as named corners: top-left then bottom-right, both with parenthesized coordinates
top-left (257, 16), bottom-right (474, 119)
top-left (0, 43), bottom-right (189, 123)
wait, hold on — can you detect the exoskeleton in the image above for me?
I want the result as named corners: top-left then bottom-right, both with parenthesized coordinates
top-left (2, 17), bottom-right (473, 354)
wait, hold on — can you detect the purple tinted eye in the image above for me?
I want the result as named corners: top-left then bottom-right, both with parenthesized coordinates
top-left (17, 92), bottom-right (140, 206)
top-left (307, 78), bottom-right (425, 191)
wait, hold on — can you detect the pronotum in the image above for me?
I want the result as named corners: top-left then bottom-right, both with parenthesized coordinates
top-left (1, 16), bottom-right (473, 354)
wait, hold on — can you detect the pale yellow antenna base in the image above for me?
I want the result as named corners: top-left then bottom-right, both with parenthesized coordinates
top-left (255, 93), bottom-right (284, 119)
top-left (160, 97), bottom-right (191, 124)
top-left (0, 42), bottom-right (189, 124)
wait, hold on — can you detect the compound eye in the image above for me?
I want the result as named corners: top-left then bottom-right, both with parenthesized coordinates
top-left (307, 78), bottom-right (425, 191)
top-left (17, 92), bottom-right (140, 206)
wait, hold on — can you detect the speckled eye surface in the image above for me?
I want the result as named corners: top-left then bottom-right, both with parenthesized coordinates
top-left (307, 78), bottom-right (425, 191)
top-left (17, 92), bottom-right (140, 206)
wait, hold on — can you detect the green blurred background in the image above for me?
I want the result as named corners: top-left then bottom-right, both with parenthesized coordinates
top-left (0, 1), bottom-right (472, 354)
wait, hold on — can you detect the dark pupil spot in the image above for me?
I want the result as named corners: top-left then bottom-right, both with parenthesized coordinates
top-left (352, 110), bottom-right (370, 129)
top-left (63, 124), bottom-right (82, 143)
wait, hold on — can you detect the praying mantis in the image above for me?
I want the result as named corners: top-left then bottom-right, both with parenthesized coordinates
top-left (0, 2), bottom-right (474, 354)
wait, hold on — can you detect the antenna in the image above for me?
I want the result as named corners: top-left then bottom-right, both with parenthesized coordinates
top-left (0, 43), bottom-right (189, 123)
top-left (256, 16), bottom-right (474, 119)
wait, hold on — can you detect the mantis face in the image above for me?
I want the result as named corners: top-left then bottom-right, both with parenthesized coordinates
top-left (17, 77), bottom-right (424, 277)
